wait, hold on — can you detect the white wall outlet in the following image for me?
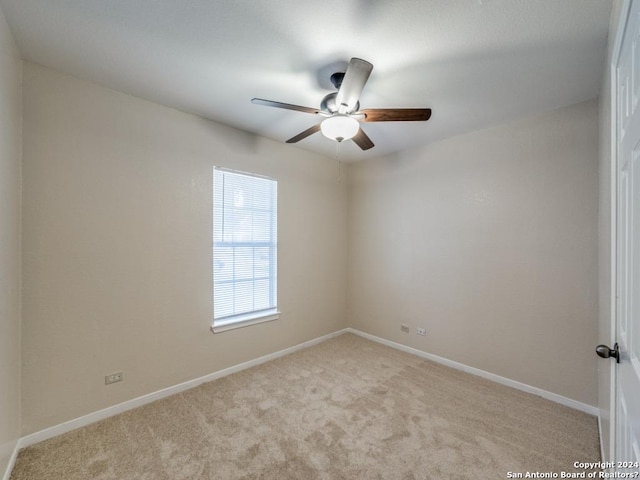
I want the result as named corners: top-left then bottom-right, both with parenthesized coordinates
top-left (401, 324), bottom-right (410, 333)
top-left (105, 372), bottom-right (123, 385)
top-left (417, 327), bottom-right (426, 336)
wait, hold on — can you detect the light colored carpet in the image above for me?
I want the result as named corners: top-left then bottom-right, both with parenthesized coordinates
top-left (10, 333), bottom-right (600, 479)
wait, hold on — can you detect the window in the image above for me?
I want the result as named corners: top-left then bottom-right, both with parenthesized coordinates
top-left (212, 167), bottom-right (278, 333)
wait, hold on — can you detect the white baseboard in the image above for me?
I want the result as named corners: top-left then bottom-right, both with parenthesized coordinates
top-left (1, 439), bottom-right (20, 480)
top-left (598, 413), bottom-right (606, 463)
top-left (18, 328), bottom-right (349, 449)
top-left (346, 328), bottom-right (599, 416)
top-left (8, 325), bottom-right (597, 479)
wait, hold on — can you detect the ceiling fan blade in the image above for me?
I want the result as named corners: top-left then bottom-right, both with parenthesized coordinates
top-left (286, 123), bottom-right (321, 143)
top-left (352, 127), bottom-right (375, 151)
top-left (358, 108), bottom-right (432, 122)
top-left (251, 98), bottom-right (321, 115)
top-left (335, 58), bottom-right (373, 113)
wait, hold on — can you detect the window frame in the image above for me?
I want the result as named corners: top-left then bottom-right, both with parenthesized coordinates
top-left (211, 167), bottom-right (279, 333)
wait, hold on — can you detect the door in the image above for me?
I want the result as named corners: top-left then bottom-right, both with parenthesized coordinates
top-left (615, 0), bottom-right (640, 468)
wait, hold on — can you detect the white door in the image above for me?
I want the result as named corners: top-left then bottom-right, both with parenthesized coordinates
top-left (615, 0), bottom-right (640, 469)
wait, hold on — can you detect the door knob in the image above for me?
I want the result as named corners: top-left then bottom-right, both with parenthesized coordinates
top-left (595, 343), bottom-right (620, 363)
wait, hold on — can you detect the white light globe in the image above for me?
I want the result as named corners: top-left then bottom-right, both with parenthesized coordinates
top-left (320, 115), bottom-right (360, 142)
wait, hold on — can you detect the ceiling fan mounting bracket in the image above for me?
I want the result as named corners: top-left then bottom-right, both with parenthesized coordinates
top-left (330, 72), bottom-right (345, 89)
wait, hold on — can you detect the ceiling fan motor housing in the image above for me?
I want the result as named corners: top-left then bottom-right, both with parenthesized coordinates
top-left (320, 92), bottom-right (359, 114)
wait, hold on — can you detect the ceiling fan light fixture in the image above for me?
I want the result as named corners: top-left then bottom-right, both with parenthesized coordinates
top-left (320, 115), bottom-right (359, 142)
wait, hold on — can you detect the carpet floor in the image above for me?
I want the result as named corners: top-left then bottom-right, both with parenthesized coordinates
top-left (10, 333), bottom-right (600, 479)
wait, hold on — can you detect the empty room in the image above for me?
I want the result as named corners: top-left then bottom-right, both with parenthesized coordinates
top-left (1, 0), bottom-right (638, 478)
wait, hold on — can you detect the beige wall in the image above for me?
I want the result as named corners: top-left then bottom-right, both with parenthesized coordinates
top-left (598, 0), bottom-right (625, 463)
top-left (21, 62), bottom-right (347, 434)
top-left (19, 58), bottom-right (601, 435)
top-left (348, 100), bottom-right (599, 406)
top-left (0, 4), bottom-right (22, 474)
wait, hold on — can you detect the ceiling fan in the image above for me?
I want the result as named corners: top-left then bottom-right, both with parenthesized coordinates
top-left (251, 58), bottom-right (432, 151)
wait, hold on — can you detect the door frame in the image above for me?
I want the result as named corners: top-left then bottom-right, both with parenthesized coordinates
top-left (609, 0), bottom-right (632, 464)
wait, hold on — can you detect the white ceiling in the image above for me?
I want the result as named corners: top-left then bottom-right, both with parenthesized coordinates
top-left (0, 0), bottom-right (612, 161)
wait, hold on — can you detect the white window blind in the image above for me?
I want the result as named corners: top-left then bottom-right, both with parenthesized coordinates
top-left (213, 167), bottom-right (278, 331)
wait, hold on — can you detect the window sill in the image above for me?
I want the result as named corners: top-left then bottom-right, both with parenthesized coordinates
top-left (211, 310), bottom-right (280, 334)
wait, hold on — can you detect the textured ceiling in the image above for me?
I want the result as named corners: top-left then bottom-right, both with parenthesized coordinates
top-left (0, 0), bottom-right (612, 161)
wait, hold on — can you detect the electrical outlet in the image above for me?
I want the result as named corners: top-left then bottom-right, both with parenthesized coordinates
top-left (417, 327), bottom-right (426, 336)
top-left (105, 372), bottom-right (123, 385)
top-left (401, 324), bottom-right (410, 333)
